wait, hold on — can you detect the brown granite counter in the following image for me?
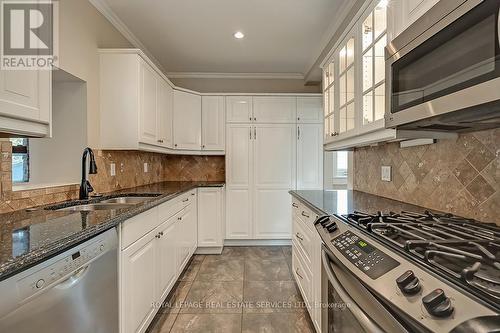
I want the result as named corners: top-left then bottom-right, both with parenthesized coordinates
top-left (0, 181), bottom-right (224, 281)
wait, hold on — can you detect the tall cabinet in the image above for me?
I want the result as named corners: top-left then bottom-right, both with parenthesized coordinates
top-left (226, 96), bottom-right (322, 240)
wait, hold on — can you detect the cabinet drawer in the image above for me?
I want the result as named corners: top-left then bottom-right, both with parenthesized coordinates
top-left (158, 191), bottom-right (193, 223)
top-left (121, 207), bottom-right (159, 250)
top-left (292, 200), bottom-right (317, 231)
top-left (292, 215), bottom-right (313, 267)
top-left (292, 244), bottom-right (313, 307)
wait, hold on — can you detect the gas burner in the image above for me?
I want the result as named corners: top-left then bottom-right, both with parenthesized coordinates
top-left (343, 210), bottom-right (500, 311)
top-left (345, 210), bottom-right (478, 230)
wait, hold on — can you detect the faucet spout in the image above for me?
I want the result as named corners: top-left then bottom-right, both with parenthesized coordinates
top-left (79, 147), bottom-right (97, 200)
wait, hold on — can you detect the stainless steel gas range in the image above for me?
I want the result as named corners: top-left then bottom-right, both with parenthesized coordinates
top-left (316, 211), bottom-right (500, 333)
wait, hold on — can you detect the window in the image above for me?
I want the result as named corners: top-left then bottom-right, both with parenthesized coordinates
top-left (334, 151), bottom-right (348, 178)
top-left (10, 138), bottom-right (29, 183)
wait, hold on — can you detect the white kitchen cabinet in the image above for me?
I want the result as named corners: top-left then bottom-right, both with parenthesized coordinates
top-left (226, 124), bottom-right (253, 239)
top-left (157, 79), bottom-right (174, 148)
top-left (297, 97), bottom-right (323, 123)
top-left (297, 124), bottom-right (323, 190)
top-left (0, 68), bottom-right (51, 137)
top-left (139, 63), bottom-right (158, 146)
top-left (226, 96), bottom-right (253, 123)
top-left (389, 0), bottom-right (440, 39)
top-left (197, 187), bottom-right (224, 248)
top-left (121, 230), bottom-right (158, 333)
top-left (175, 200), bottom-right (198, 273)
top-left (253, 124), bottom-right (296, 239)
top-left (253, 96), bottom-right (296, 123)
top-left (173, 90), bottom-right (202, 150)
top-left (100, 50), bottom-right (174, 152)
top-left (201, 96), bottom-right (225, 151)
top-left (157, 220), bottom-right (177, 302)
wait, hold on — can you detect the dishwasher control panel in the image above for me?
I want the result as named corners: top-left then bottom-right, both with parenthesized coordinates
top-left (17, 237), bottom-right (109, 300)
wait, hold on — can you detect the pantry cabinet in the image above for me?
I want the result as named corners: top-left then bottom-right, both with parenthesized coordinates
top-left (297, 124), bottom-right (323, 190)
top-left (226, 96), bottom-right (253, 123)
top-left (297, 97), bottom-right (323, 123)
top-left (0, 68), bottom-right (51, 137)
top-left (253, 96), bottom-right (296, 123)
top-left (173, 90), bottom-right (202, 150)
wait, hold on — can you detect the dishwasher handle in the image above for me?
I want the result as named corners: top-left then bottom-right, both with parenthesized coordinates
top-left (55, 265), bottom-right (90, 289)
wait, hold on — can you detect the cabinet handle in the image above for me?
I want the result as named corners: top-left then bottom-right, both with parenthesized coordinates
top-left (202, 145), bottom-right (205, 149)
top-left (292, 203), bottom-right (298, 208)
top-left (249, 117), bottom-right (252, 121)
top-left (174, 143), bottom-right (178, 147)
top-left (330, 132), bottom-right (339, 137)
top-left (254, 127), bottom-right (256, 140)
top-left (155, 234), bottom-right (161, 239)
top-left (191, 193), bottom-right (195, 196)
top-left (295, 268), bottom-right (304, 280)
top-left (250, 127), bottom-right (252, 140)
top-left (182, 198), bottom-right (189, 202)
top-left (301, 211), bottom-right (310, 218)
top-left (157, 139), bottom-right (164, 143)
top-left (178, 216), bottom-right (182, 221)
top-left (254, 117), bottom-right (257, 121)
top-left (159, 231), bottom-right (164, 236)
top-left (295, 233), bottom-right (304, 241)
top-left (297, 126), bottom-right (300, 140)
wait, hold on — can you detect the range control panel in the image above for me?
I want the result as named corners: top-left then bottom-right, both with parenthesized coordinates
top-left (17, 238), bottom-right (109, 300)
top-left (332, 231), bottom-right (399, 279)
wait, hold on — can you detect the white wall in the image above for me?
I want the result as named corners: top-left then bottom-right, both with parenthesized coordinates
top-left (29, 74), bottom-right (87, 186)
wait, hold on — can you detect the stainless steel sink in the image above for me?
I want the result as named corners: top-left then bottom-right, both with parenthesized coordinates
top-left (99, 196), bottom-right (155, 204)
top-left (57, 203), bottom-right (134, 212)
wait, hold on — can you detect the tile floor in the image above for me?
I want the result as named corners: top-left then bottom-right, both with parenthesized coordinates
top-left (146, 246), bottom-right (315, 333)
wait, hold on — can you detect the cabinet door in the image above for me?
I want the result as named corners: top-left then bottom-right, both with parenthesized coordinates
top-left (173, 90), bottom-right (202, 150)
top-left (121, 232), bottom-right (157, 333)
top-left (197, 187), bottom-right (223, 247)
top-left (201, 96), bottom-right (225, 151)
top-left (297, 97), bottom-right (322, 123)
top-left (226, 96), bottom-right (252, 122)
top-left (158, 221), bottom-right (177, 301)
top-left (253, 124), bottom-right (296, 239)
top-left (0, 69), bottom-right (50, 124)
top-left (297, 124), bottom-right (323, 190)
top-left (176, 204), bottom-right (196, 272)
top-left (157, 79), bottom-right (173, 148)
top-left (253, 97), bottom-right (296, 123)
top-left (226, 124), bottom-right (253, 239)
top-left (139, 63), bottom-right (158, 145)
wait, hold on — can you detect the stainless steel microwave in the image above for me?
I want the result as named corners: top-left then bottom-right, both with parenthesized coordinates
top-left (385, 0), bottom-right (500, 132)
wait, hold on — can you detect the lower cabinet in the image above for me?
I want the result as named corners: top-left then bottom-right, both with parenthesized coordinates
top-left (120, 191), bottom-right (198, 333)
top-left (291, 197), bottom-right (322, 333)
top-left (197, 187), bottom-right (224, 250)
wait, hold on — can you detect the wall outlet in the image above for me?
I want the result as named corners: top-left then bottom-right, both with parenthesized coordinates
top-left (110, 163), bottom-right (116, 176)
top-left (381, 166), bottom-right (392, 182)
top-left (143, 162), bottom-right (148, 173)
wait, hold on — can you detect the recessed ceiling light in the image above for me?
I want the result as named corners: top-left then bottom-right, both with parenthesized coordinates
top-left (234, 31), bottom-right (245, 39)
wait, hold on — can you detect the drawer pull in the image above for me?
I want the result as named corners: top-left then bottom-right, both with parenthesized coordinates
top-left (292, 203), bottom-right (298, 208)
top-left (295, 268), bottom-right (304, 280)
top-left (178, 217), bottom-right (182, 221)
top-left (182, 198), bottom-right (189, 202)
top-left (301, 211), bottom-right (310, 218)
top-left (295, 233), bottom-right (304, 241)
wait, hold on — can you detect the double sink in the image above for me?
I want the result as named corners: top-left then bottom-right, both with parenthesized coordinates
top-left (51, 195), bottom-right (161, 212)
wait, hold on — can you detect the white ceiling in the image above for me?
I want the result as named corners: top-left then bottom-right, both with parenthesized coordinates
top-left (99, 0), bottom-right (349, 80)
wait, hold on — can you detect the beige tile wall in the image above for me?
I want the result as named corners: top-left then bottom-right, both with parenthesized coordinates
top-left (354, 129), bottom-right (499, 224)
top-left (0, 143), bottom-right (225, 214)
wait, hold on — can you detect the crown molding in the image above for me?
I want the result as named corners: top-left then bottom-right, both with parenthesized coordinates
top-left (88, 0), bottom-right (166, 73)
top-left (166, 72), bottom-right (305, 80)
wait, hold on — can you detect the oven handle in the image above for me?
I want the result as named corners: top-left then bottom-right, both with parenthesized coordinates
top-left (322, 246), bottom-right (384, 333)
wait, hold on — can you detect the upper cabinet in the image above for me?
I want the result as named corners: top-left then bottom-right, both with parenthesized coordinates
top-left (389, 0), bottom-right (441, 39)
top-left (173, 90), bottom-right (202, 150)
top-left (253, 97), bottom-right (296, 123)
top-left (157, 79), bottom-right (174, 148)
top-left (226, 96), bottom-right (253, 123)
top-left (201, 96), bottom-right (225, 151)
top-left (297, 97), bottom-right (322, 123)
top-left (0, 68), bottom-right (51, 137)
top-left (322, 0), bottom-right (396, 150)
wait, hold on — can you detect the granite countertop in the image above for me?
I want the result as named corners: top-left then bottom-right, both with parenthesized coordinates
top-left (0, 181), bottom-right (224, 281)
top-left (290, 189), bottom-right (438, 217)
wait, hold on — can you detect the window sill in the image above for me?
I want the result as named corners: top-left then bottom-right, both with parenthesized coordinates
top-left (13, 182), bottom-right (79, 192)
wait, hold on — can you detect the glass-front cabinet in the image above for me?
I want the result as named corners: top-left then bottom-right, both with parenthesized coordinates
top-left (322, 0), bottom-right (392, 148)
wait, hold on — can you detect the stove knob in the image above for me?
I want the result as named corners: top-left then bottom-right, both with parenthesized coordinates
top-left (422, 289), bottom-right (454, 318)
top-left (326, 222), bottom-right (338, 233)
top-left (396, 270), bottom-right (421, 295)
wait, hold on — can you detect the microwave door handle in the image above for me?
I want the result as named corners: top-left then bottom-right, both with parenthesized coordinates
top-left (321, 248), bottom-right (385, 333)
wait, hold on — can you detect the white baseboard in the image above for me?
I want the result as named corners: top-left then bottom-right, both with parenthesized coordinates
top-left (195, 247), bottom-right (223, 254)
top-left (223, 239), bottom-right (292, 246)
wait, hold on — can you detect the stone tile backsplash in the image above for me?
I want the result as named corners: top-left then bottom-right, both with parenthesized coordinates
top-left (0, 144), bottom-right (225, 214)
top-left (354, 129), bottom-right (499, 224)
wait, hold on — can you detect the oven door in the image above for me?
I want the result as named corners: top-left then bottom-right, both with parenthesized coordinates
top-left (321, 245), bottom-right (426, 333)
top-left (386, 0), bottom-right (500, 131)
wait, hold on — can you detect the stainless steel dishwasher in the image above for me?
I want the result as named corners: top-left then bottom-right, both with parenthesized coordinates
top-left (0, 228), bottom-right (118, 333)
